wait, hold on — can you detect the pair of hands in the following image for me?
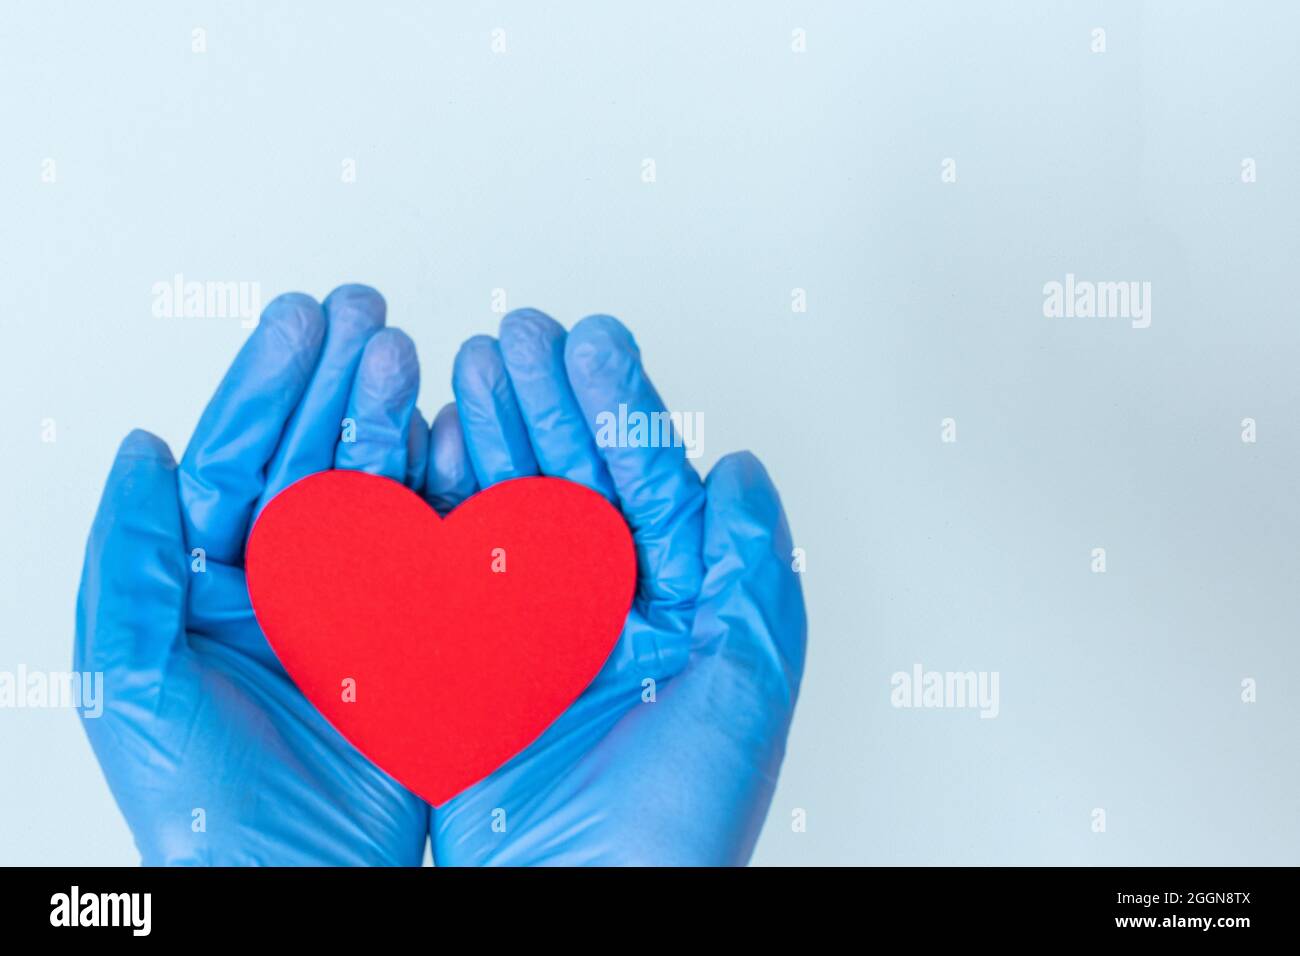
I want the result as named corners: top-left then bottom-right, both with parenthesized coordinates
top-left (75, 284), bottom-right (806, 865)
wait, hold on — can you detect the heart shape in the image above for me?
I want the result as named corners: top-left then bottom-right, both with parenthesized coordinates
top-left (245, 470), bottom-right (636, 806)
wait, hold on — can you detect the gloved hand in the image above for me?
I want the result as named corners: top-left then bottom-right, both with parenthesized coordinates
top-left (76, 284), bottom-right (462, 865)
top-left (432, 310), bottom-right (807, 865)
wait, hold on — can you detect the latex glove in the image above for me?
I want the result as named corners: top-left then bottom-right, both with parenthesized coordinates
top-left (432, 310), bottom-right (807, 865)
top-left (76, 285), bottom-right (441, 865)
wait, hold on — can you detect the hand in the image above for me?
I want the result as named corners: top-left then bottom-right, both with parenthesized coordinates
top-left (76, 284), bottom-right (457, 865)
top-left (432, 310), bottom-right (807, 865)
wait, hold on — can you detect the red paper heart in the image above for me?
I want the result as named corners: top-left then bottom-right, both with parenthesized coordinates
top-left (245, 470), bottom-right (635, 806)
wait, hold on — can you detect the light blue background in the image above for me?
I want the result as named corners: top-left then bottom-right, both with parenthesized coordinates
top-left (2, 1), bottom-right (1298, 865)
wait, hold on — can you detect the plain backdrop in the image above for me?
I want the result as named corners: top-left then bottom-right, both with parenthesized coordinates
top-left (2, 1), bottom-right (1298, 865)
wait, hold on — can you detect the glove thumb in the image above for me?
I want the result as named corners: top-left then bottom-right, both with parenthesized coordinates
top-left (75, 430), bottom-right (187, 700)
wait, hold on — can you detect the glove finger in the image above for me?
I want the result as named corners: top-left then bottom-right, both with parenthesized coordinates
top-left (425, 401), bottom-right (478, 515)
top-left (497, 308), bottom-right (617, 501)
top-left (334, 328), bottom-right (420, 483)
top-left (76, 430), bottom-right (187, 684)
top-left (451, 335), bottom-right (539, 488)
top-left (254, 283), bottom-right (386, 515)
top-left (406, 406), bottom-right (430, 492)
top-left (564, 314), bottom-right (705, 614)
top-left (178, 293), bottom-right (325, 564)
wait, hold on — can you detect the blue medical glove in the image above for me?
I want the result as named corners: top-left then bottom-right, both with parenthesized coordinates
top-left (433, 310), bottom-right (807, 865)
top-left (76, 284), bottom-right (440, 865)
